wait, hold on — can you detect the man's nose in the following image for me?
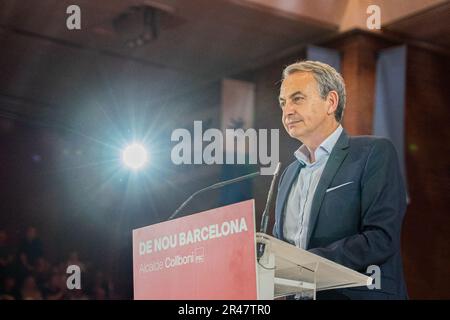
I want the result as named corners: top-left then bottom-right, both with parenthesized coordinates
top-left (283, 100), bottom-right (296, 115)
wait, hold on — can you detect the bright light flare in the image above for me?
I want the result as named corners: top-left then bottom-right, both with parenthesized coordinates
top-left (122, 143), bottom-right (148, 170)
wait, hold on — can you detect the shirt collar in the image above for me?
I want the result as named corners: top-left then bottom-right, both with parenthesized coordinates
top-left (294, 125), bottom-right (343, 166)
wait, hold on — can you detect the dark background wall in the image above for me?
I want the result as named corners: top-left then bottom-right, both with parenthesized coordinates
top-left (402, 46), bottom-right (450, 299)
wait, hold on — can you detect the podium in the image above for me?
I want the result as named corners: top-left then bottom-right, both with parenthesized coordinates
top-left (256, 233), bottom-right (371, 300)
top-left (133, 199), bottom-right (371, 300)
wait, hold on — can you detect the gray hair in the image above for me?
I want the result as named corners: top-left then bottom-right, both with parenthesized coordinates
top-left (282, 60), bottom-right (346, 122)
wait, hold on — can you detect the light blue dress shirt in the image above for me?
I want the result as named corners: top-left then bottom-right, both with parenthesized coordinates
top-left (283, 125), bottom-right (343, 249)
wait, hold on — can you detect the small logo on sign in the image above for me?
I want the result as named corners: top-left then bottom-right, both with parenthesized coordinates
top-left (195, 247), bottom-right (205, 263)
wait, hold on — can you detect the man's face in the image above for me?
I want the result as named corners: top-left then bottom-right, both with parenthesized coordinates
top-left (279, 72), bottom-right (331, 142)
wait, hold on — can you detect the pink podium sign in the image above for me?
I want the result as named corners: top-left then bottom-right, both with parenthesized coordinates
top-left (133, 199), bottom-right (257, 299)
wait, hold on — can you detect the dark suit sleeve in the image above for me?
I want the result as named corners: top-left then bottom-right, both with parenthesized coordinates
top-left (309, 138), bottom-right (407, 271)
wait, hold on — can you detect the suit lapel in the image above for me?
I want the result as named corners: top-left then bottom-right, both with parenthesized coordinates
top-left (276, 161), bottom-right (302, 240)
top-left (306, 131), bottom-right (350, 247)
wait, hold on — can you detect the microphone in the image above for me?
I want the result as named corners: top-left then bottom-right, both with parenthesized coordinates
top-left (168, 170), bottom-right (260, 220)
top-left (257, 162), bottom-right (282, 261)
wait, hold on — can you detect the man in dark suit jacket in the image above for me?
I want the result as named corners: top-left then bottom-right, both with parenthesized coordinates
top-left (274, 60), bottom-right (407, 299)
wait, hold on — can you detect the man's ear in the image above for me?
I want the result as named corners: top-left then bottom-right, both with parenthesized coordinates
top-left (326, 91), bottom-right (339, 115)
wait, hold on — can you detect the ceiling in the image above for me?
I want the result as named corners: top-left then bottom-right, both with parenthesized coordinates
top-left (0, 0), bottom-right (336, 126)
top-left (384, 1), bottom-right (450, 50)
top-left (0, 0), bottom-right (448, 136)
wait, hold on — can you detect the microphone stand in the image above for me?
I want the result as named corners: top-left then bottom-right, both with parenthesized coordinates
top-left (257, 162), bottom-right (281, 261)
top-left (169, 171), bottom-right (260, 220)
